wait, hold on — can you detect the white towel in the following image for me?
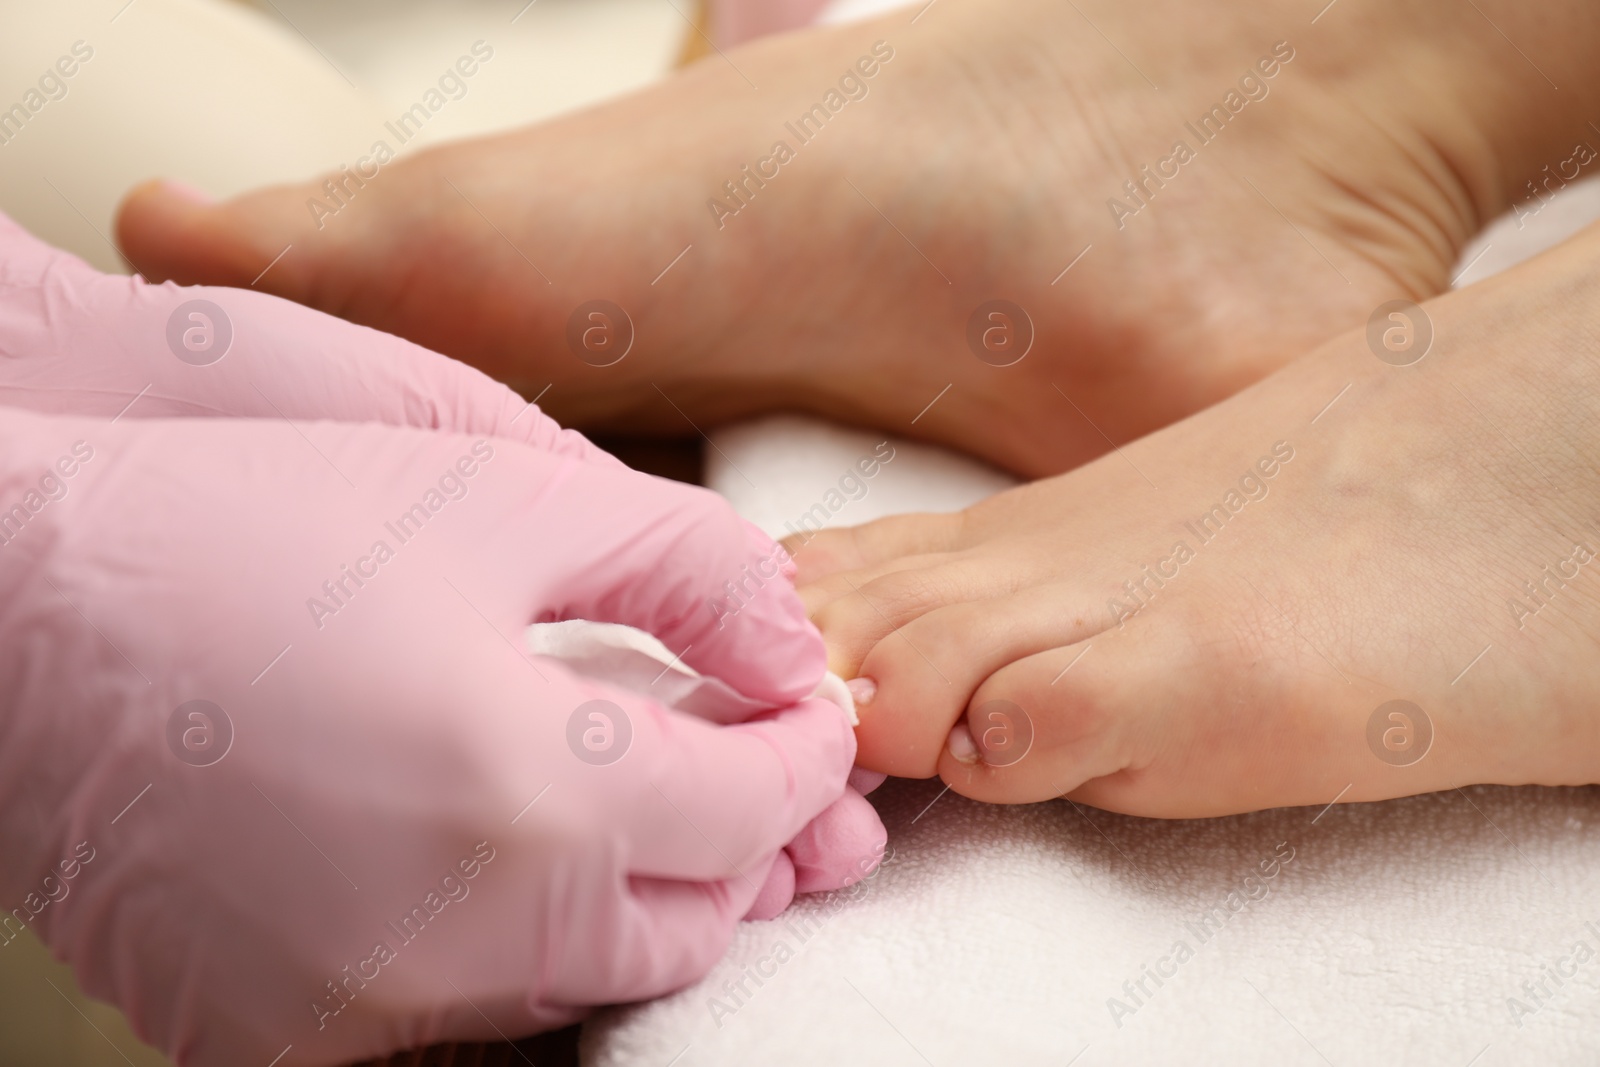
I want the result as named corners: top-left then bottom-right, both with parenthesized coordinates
top-left (580, 166), bottom-right (1600, 1064)
top-left (584, 777), bottom-right (1600, 1065)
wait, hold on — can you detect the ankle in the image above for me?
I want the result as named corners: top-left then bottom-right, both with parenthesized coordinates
top-left (1020, 0), bottom-right (1600, 251)
top-left (1321, 0), bottom-right (1600, 230)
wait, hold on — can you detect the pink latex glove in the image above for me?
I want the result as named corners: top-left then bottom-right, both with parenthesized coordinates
top-left (0, 213), bottom-right (886, 910)
top-left (0, 219), bottom-right (884, 1065)
top-left (711, 0), bottom-right (834, 47)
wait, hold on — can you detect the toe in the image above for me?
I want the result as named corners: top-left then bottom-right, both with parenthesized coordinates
top-left (115, 178), bottom-right (318, 295)
top-left (935, 610), bottom-right (1179, 809)
top-left (850, 582), bottom-right (1106, 777)
top-left (797, 550), bottom-right (956, 619)
top-left (810, 550), bottom-right (1053, 678)
top-left (933, 589), bottom-right (1368, 816)
top-left (784, 510), bottom-right (965, 587)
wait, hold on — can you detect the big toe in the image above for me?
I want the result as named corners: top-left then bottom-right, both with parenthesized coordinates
top-left (939, 622), bottom-right (1167, 808)
top-left (937, 590), bottom-right (1362, 817)
top-left (115, 179), bottom-right (310, 292)
top-left (849, 581), bottom-right (1105, 778)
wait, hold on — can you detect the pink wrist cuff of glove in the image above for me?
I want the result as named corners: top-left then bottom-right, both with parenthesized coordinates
top-left (709, 0), bottom-right (834, 47)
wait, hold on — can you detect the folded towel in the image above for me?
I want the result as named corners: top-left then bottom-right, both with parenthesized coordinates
top-left (585, 775), bottom-right (1600, 1065)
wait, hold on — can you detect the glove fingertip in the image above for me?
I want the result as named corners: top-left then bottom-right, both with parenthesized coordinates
top-left (790, 788), bottom-right (887, 895)
top-left (743, 849), bottom-right (796, 921)
top-left (689, 519), bottom-right (828, 707)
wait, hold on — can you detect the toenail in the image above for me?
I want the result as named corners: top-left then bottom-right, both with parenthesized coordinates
top-left (847, 676), bottom-right (877, 707)
top-left (947, 722), bottom-right (979, 764)
top-left (157, 179), bottom-right (215, 206)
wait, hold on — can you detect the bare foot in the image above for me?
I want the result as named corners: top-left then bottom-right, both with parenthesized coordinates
top-left (793, 221), bottom-right (1600, 817)
top-left (113, 0), bottom-right (1585, 476)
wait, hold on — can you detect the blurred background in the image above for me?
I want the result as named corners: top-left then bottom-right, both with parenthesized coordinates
top-left (0, 0), bottom-right (689, 272)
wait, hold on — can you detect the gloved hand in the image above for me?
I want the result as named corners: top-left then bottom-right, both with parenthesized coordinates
top-left (0, 212), bottom-right (887, 909)
top-left (0, 220), bottom-right (885, 1065)
top-left (709, 0), bottom-right (834, 47)
top-left (0, 212), bottom-right (619, 462)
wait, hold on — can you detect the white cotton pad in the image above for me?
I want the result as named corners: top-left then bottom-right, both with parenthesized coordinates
top-left (525, 619), bottom-right (857, 725)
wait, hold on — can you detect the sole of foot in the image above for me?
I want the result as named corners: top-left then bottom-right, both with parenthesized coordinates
top-left (114, 0), bottom-right (1500, 477)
